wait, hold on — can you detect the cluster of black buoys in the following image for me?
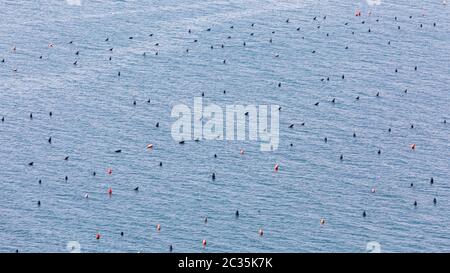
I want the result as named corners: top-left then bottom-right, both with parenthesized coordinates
top-left (2, 6), bottom-right (446, 253)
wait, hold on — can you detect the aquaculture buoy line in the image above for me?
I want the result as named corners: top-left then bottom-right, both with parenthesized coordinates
top-left (2, 4), bottom-right (448, 253)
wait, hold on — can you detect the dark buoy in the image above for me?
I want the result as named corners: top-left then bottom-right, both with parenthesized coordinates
top-left (120, 232), bottom-right (124, 237)
top-left (414, 201), bottom-right (417, 207)
top-left (115, 149), bottom-right (122, 153)
top-left (37, 200), bottom-right (41, 207)
top-left (378, 149), bottom-right (381, 155)
top-left (28, 162), bottom-right (34, 166)
top-left (362, 211), bottom-right (366, 217)
top-left (179, 140), bottom-right (185, 144)
top-left (324, 137), bottom-right (328, 143)
top-left (340, 154), bottom-right (343, 161)
top-left (48, 137), bottom-right (52, 144)
top-left (289, 124), bottom-right (294, 128)
top-left (93, 171), bottom-right (96, 176)
top-left (30, 113), bottom-right (33, 119)
top-left (314, 102), bottom-right (320, 106)
top-left (38, 179), bottom-right (42, 184)
top-left (64, 156), bottom-right (69, 161)
top-left (212, 173), bottom-right (216, 180)
top-left (214, 154), bottom-right (217, 158)
top-left (134, 187), bottom-right (139, 191)
top-left (169, 245), bottom-right (173, 252)
top-left (65, 176), bottom-right (68, 181)
top-left (430, 177), bottom-right (434, 185)
top-left (410, 182), bottom-right (414, 187)
top-left (433, 198), bottom-right (437, 205)
top-left (159, 162), bottom-right (163, 167)
top-left (235, 210), bottom-right (239, 218)
top-left (156, 122), bottom-right (159, 128)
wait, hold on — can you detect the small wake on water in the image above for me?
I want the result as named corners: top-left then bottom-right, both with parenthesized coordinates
top-left (66, 0), bottom-right (82, 6)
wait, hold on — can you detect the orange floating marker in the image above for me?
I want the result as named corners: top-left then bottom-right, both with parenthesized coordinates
top-left (202, 239), bottom-right (207, 247)
top-left (274, 164), bottom-right (279, 171)
top-left (259, 228), bottom-right (264, 236)
top-left (156, 224), bottom-right (161, 231)
top-left (96, 233), bottom-right (101, 240)
top-left (108, 187), bottom-right (112, 195)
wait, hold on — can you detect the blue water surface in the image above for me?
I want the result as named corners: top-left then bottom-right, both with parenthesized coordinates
top-left (0, 0), bottom-right (449, 252)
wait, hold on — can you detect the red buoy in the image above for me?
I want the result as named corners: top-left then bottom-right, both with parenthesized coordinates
top-left (108, 187), bottom-right (112, 195)
top-left (96, 233), bottom-right (101, 240)
top-left (202, 239), bottom-right (207, 247)
top-left (274, 164), bottom-right (279, 171)
top-left (107, 168), bottom-right (113, 175)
